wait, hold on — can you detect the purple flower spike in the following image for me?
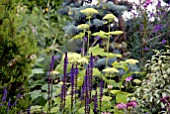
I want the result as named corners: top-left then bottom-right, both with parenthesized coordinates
top-left (2, 87), bottom-right (7, 103)
top-left (74, 64), bottom-right (79, 103)
top-left (8, 99), bottom-right (10, 107)
top-left (50, 55), bottom-right (55, 71)
top-left (99, 79), bottom-right (104, 112)
top-left (162, 39), bottom-right (167, 44)
top-left (94, 91), bottom-right (98, 113)
top-left (153, 25), bottom-right (162, 33)
top-left (157, 0), bottom-right (161, 7)
top-left (85, 68), bottom-right (90, 114)
top-left (70, 64), bottom-right (75, 111)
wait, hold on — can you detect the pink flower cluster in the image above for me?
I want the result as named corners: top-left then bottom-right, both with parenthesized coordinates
top-left (116, 100), bottom-right (137, 110)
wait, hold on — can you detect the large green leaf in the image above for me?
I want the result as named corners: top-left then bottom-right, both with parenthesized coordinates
top-left (116, 92), bottom-right (130, 103)
top-left (92, 30), bottom-right (108, 39)
top-left (89, 44), bottom-right (105, 56)
top-left (29, 90), bottom-right (42, 100)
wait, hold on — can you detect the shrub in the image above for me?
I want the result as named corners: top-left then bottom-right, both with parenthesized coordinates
top-left (130, 46), bottom-right (170, 113)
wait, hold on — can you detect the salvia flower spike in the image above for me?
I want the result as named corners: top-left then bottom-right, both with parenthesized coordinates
top-left (74, 64), bottom-right (79, 103)
top-left (99, 79), bottom-right (104, 113)
top-left (85, 68), bottom-right (89, 114)
top-left (60, 52), bottom-right (68, 112)
top-left (70, 64), bottom-right (75, 111)
top-left (94, 90), bottom-right (98, 114)
top-left (48, 55), bottom-right (55, 113)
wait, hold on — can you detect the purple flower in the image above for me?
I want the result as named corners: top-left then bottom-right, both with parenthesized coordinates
top-left (50, 55), bottom-right (55, 71)
top-left (126, 100), bottom-right (137, 108)
top-left (99, 79), bottom-right (104, 112)
top-left (85, 69), bottom-right (89, 114)
top-left (12, 93), bottom-right (21, 106)
top-left (84, 37), bottom-right (87, 42)
top-left (74, 64), bottom-right (79, 103)
top-left (125, 76), bottom-right (132, 82)
top-left (162, 39), bottom-right (167, 44)
top-left (95, 36), bottom-right (100, 40)
top-left (8, 99), bottom-right (10, 107)
top-left (157, 0), bottom-right (161, 7)
top-left (60, 52), bottom-right (68, 111)
top-left (70, 64), bottom-right (75, 111)
top-left (93, 91), bottom-right (98, 113)
top-left (116, 103), bottom-right (127, 109)
top-left (2, 88), bottom-right (7, 103)
top-left (153, 25), bottom-right (162, 33)
top-left (144, 46), bottom-right (149, 51)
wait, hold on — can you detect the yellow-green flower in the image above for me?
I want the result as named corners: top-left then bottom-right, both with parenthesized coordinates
top-left (77, 24), bottom-right (89, 31)
top-left (64, 52), bottom-right (81, 63)
top-left (125, 59), bottom-right (139, 65)
top-left (77, 57), bottom-right (88, 64)
top-left (133, 79), bottom-right (142, 84)
top-left (80, 8), bottom-right (98, 18)
top-left (103, 67), bottom-right (119, 73)
top-left (103, 14), bottom-right (117, 22)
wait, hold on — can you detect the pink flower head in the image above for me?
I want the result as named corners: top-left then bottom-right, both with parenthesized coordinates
top-left (125, 76), bottom-right (132, 82)
top-left (116, 103), bottom-right (127, 109)
top-left (127, 100), bottom-right (137, 108)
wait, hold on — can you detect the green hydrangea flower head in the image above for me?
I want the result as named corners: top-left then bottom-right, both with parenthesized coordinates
top-left (103, 14), bottom-right (117, 22)
top-left (77, 24), bottom-right (90, 31)
top-left (80, 8), bottom-right (98, 19)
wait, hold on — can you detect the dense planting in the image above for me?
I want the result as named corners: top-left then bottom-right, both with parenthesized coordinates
top-left (0, 0), bottom-right (170, 114)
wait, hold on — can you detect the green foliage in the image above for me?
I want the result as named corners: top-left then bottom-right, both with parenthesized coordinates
top-left (130, 47), bottom-right (170, 113)
top-left (0, 0), bottom-right (37, 107)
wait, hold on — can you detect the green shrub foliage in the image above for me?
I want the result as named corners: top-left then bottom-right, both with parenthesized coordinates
top-left (0, 0), bottom-right (37, 103)
top-left (131, 47), bottom-right (170, 113)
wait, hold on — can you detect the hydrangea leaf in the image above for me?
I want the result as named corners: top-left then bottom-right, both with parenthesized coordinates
top-left (92, 30), bottom-right (108, 39)
top-left (89, 44), bottom-right (105, 56)
top-left (102, 95), bottom-right (112, 101)
top-left (71, 32), bottom-right (85, 41)
top-left (116, 92), bottom-right (130, 103)
top-left (107, 31), bottom-right (123, 35)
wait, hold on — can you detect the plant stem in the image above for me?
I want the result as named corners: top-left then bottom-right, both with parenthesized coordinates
top-left (87, 18), bottom-right (91, 55)
top-left (106, 24), bottom-right (111, 68)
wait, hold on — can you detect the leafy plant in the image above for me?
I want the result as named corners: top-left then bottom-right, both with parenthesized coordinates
top-left (129, 46), bottom-right (170, 113)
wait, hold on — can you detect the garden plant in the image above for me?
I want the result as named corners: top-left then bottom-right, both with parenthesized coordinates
top-left (0, 0), bottom-right (170, 114)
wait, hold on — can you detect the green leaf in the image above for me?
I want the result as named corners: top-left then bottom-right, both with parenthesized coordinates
top-left (102, 52), bottom-right (122, 58)
top-left (116, 92), bottom-right (130, 103)
top-left (89, 44), bottom-right (105, 56)
top-left (30, 105), bottom-right (42, 113)
top-left (78, 107), bottom-right (85, 114)
top-left (32, 68), bottom-right (44, 74)
top-left (71, 32), bottom-right (85, 40)
top-left (29, 90), bottom-right (42, 100)
top-left (110, 90), bottom-right (121, 94)
top-left (92, 30), bottom-right (108, 39)
top-left (107, 31), bottom-right (123, 35)
top-left (51, 107), bottom-right (59, 113)
top-left (102, 95), bottom-right (112, 101)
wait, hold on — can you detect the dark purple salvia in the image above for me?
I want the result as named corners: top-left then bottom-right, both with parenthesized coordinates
top-left (12, 93), bottom-right (21, 106)
top-left (85, 69), bottom-right (89, 114)
top-left (48, 55), bottom-right (55, 113)
top-left (93, 90), bottom-right (98, 114)
top-left (26, 106), bottom-right (31, 114)
top-left (60, 52), bottom-right (68, 112)
top-left (2, 87), bottom-right (7, 103)
top-left (70, 64), bottom-right (75, 111)
top-left (99, 79), bottom-right (104, 113)
top-left (89, 53), bottom-right (93, 101)
top-left (74, 64), bottom-right (79, 103)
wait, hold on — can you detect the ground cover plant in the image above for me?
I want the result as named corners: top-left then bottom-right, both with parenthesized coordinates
top-left (0, 0), bottom-right (170, 114)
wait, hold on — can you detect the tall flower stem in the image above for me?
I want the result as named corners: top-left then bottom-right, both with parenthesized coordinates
top-left (106, 24), bottom-right (111, 68)
top-left (87, 18), bottom-right (91, 55)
